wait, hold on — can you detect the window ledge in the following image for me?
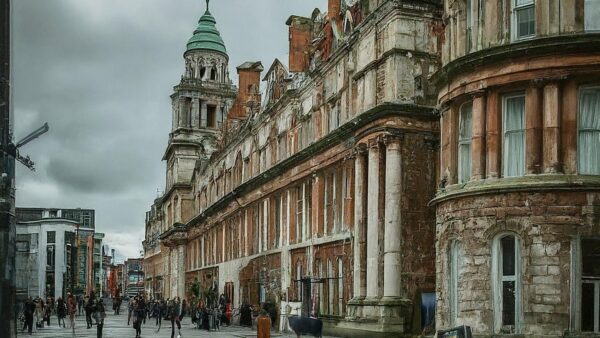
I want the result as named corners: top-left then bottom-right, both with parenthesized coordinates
top-left (430, 174), bottom-right (600, 205)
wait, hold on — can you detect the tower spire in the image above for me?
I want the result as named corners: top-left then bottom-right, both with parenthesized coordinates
top-left (206, 0), bottom-right (209, 11)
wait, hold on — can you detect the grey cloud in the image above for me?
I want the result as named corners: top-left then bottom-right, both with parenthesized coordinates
top-left (14, 0), bottom-right (326, 253)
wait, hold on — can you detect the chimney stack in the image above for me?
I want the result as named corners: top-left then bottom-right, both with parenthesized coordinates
top-left (229, 61), bottom-right (264, 120)
top-left (286, 15), bottom-right (312, 73)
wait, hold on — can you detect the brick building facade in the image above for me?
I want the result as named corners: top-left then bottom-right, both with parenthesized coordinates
top-left (143, 0), bottom-right (600, 337)
top-left (144, 0), bottom-right (442, 336)
top-left (432, 0), bottom-right (600, 336)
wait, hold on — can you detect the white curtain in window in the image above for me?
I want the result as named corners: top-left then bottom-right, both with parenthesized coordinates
top-left (504, 96), bottom-right (525, 177)
top-left (458, 103), bottom-right (473, 183)
top-left (579, 89), bottom-right (600, 174)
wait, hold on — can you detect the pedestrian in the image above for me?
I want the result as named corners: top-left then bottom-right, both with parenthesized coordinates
top-left (23, 297), bottom-right (35, 334)
top-left (78, 294), bottom-right (84, 316)
top-left (56, 297), bottom-right (66, 328)
top-left (168, 299), bottom-right (182, 338)
top-left (127, 296), bottom-right (134, 325)
top-left (95, 298), bottom-right (106, 338)
top-left (44, 297), bottom-right (52, 326)
top-left (85, 295), bottom-right (94, 329)
top-left (67, 293), bottom-right (77, 333)
top-left (132, 299), bottom-right (143, 338)
top-left (33, 298), bottom-right (43, 331)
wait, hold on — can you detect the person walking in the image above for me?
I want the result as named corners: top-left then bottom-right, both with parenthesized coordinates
top-left (95, 299), bottom-right (106, 338)
top-left (127, 297), bottom-right (134, 325)
top-left (67, 293), bottom-right (77, 333)
top-left (78, 294), bottom-right (84, 316)
top-left (44, 297), bottom-right (52, 326)
top-left (23, 297), bottom-right (35, 334)
top-left (132, 299), bottom-right (143, 338)
top-left (56, 297), bottom-right (66, 328)
top-left (168, 299), bottom-right (182, 338)
top-left (85, 295), bottom-right (95, 329)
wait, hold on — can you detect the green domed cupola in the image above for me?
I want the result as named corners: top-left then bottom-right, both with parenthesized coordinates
top-left (186, 0), bottom-right (227, 56)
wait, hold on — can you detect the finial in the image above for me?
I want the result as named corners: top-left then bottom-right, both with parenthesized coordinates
top-left (206, 0), bottom-right (210, 11)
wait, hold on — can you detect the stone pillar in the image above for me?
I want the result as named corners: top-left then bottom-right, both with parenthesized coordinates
top-left (352, 145), bottom-right (367, 300)
top-left (543, 82), bottom-right (561, 173)
top-left (561, 79), bottom-right (578, 174)
top-left (471, 93), bottom-right (486, 180)
top-left (526, 85), bottom-right (542, 174)
top-left (366, 140), bottom-right (381, 299)
top-left (383, 137), bottom-right (402, 299)
top-left (486, 91), bottom-right (501, 178)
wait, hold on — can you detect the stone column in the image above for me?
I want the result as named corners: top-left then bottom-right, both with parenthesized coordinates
top-left (486, 91), bottom-right (501, 178)
top-left (471, 93), bottom-right (486, 180)
top-left (383, 137), bottom-right (402, 299)
top-left (200, 101), bottom-right (207, 127)
top-left (526, 84), bottom-right (542, 174)
top-left (352, 145), bottom-right (367, 300)
top-left (543, 82), bottom-right (561, 173)
top-left (366, 139), bottom-right (381, 299)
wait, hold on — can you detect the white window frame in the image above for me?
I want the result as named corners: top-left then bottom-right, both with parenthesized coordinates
top-left (572, 237), bottom-right (600, 333)
top-left (502, 93), bottom-right (526, 178)
top-left (492, 233), bottom-right (522, 334)
top-left (512, 0), bottom-right (536, 41)
top-left (458, 101), bottom-right (473, 183)
top-left (578, 86), bottom-right (600, 175)
top-left (338, 258), bottom-right (344, 315)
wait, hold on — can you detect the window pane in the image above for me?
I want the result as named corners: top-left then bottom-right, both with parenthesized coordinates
top-left (517, 6), bottom-right (535, 38)
top-left (579, 88), bottom-right (600, 174)
top-left (516, 0), bottom-right (534, 5)
top-left (504, 95), bottom-right (525, 177)
top-left (585, 0), bottom-right (600, 31)
top-left (459, 144), bottom-right (471, 183)
top-left (581, 283), bottom-right (595, 332)
top-left (459, 103), bottom-right (473, 140)
top-left (582, 239), bottom-right (600, 278)
top-left (502, 236), bottom-right (516, 276)
top-left (502, 281), bottom-right (516, 327)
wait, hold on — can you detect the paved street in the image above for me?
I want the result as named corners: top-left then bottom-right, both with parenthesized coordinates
top-left (22, 310), bottom-right (334, 338)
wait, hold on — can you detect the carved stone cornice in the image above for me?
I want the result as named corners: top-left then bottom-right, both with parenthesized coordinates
top-left (159, 223), bottom-right (188, 248)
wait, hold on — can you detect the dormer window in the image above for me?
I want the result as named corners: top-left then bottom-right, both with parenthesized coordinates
top-left (513, 0), bottom-right (535, 40)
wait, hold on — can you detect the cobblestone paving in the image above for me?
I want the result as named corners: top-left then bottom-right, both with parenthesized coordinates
top-left (23, 311), bottom-right (334, 338)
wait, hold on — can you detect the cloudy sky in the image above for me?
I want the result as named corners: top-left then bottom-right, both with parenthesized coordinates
top-left (13, 0), bottom-right (326, 259)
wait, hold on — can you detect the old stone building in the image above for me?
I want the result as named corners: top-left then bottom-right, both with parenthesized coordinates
top-left (432, 0), bottom-right (600, 336)
top-left (144, 0), bottom-right (443, 336)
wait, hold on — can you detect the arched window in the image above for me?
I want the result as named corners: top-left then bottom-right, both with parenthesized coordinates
top-left (492, 233), bottom-right (522, 334)
top-left (210, 67), bottom-right (217, 81)
top-left (458, 101), bottom-right (473, 183)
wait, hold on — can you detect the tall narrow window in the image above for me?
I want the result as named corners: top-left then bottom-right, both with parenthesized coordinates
top-left (296, 185), bottom-right (304, 243)
top-left (581, 239), bottom-right (600, 332)
top-left (328, 260), bottom-right (334, 315)
top-left (458, 102), bottom-right (473, 183)
top-left (338, 258), bottom-right (344, 315)
top-left (585, 0), bottom-right (600, 31)
top-left (503, 94), bottom-right (526, 177)
top-left (296, 263), bottom-right (303, 301)
top-left (449, 240), bottom-right (461, 326)
top-left (466, 0), bottom-right (473, 52)
top-left (493, 234), bottom-right (521, 334)
top-left (513, 0), bottom-right (535, 39)
top-left (578, 87), bottom-right (600, 175)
